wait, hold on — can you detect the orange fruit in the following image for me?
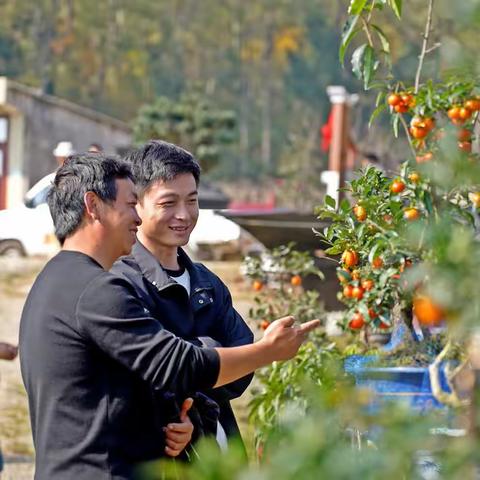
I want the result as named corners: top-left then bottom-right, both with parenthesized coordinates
top-left (410, 126), bottom-right (428, 139)
top-left (260, 320), bottom-right (271, 330)
top-left (458, 107), bottom-right (472, 121)
top-left (353, 204), bottom-right (367, 222)
top-left (423, 117), bottom-right (435, 131)
top-left (343, 284), bottom-right (354, 298)
top-left (457, 129), bottom-right (472, 142)
top-left (416, 152), bottom-right (433, 163)
top-left (368, 308), bottom-right (378, 319)
top-left (394, 104), bottom-right (409, 113)
top-left (372, 257), bottom-right (384, 269)
top-left (341, 249), bottom-right (359, 268)
top-left (468, 192), bottom-right (480, 208)
top-left (351, 270), bottom-right (361, 281)
top-left (351, 286), bottom-right (364, 300)
top-left (391, 180), bottom-right (406, 194)
top-left (349, 312), bottom-right (365, 330)
top-left (361, 279), bottom-right (374, 291)
top-left (410, 116), bottom-right (425, 128)
top-left (464, 99), bottom-right (480, 111)
top-left (253, 280), bottom-right (264, 291)
top-left (387, 93), bottom-right (401, 106)
top-left (413, 295), bottom-right (444, 326)
top-left (448, 106), bottom-right (461, 120)
top-left (404, 208), bottom-right (420, 221)
top-left (408, 172), bottom-right (420, 183)
top-left (401, 94), bottom-right (415, 107)
top-left (290, 275), bottom-right (302, 287)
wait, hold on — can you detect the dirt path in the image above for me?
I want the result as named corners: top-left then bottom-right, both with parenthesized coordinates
top-left (0, 257), bottom-right (46, 479)
top-left (0, 257), bottom-right (256, 479)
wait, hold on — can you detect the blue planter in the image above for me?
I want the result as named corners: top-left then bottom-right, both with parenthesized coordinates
top-left (344, 355), bottom-right (452, 412)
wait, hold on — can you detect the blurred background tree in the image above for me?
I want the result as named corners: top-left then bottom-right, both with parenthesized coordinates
top-left (0, 0), bottom-right (478, 184)
top-left (133, 91), bottom-right (236, 173)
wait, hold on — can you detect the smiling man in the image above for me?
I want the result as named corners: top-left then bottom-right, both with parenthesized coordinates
top-left (112, 140), bottom-right (254, 451)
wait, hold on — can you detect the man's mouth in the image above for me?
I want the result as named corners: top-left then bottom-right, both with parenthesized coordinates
top-left (169, 226), bottom-right (189, 232)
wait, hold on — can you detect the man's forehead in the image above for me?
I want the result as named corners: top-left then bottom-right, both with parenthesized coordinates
top-left (116, 177), bottom-right (137, 198)
top-left (148, 175), bottom-right (198, 196)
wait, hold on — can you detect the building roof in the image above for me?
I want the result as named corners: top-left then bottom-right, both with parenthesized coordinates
top-left (0, 77), bottom-right (131, 132)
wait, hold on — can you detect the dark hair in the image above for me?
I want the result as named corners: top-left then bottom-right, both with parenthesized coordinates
top-left (123, 140), bottom-right (201, 197)
top-left (48, 153), bottom-right (134, 244)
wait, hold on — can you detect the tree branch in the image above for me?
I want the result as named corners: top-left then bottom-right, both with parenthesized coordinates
top-left (398, 114), bottom-right (417, 159)
top-left (414, 0), bottom-right (435, 93)
top-left (360, 16), bottom-right (374, 48)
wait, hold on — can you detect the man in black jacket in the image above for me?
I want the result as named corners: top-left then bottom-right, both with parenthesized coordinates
top-left (111, 140), bottom-right (253, 451)
top-left (19, 153), bottom-right (319, 480)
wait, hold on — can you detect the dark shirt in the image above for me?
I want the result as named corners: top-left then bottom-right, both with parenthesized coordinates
top-left (112, 242), bottom-right (254, 438)
top-left (19, 251), bottom-right (220, 480)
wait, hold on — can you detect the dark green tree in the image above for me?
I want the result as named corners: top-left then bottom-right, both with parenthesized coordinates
top-left (133, 92), bottom-right (236, 173)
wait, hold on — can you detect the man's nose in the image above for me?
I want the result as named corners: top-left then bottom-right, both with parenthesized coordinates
top-left (174, 203), bottom-right (190, 220)
top-left (134, 209), bottom-right (142, 226)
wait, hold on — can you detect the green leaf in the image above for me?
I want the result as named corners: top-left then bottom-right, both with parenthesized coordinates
top-left (368, 243), bottom-right (382, 264)
top-left (325, 245), bottom-right (344, 255)
top-left (371, 25), bottom-right (390, 54)
top-left (392, 112), bottom-right (400, 138)
top-left (351, 43), bottom-right (368, 81)
top-left (351, 44), bottom-right (377, 89)
top-left (348, 0), bottom-right (369, 15)
top-left (325, 195), bottom-right (336, 209)
top-left (340, 199), bottom-right (351, 213)
top-left (363, 46), bottom-right (377, 89)
top-left (389, 0), bottom-right (402, 18)
top-left (369, 103), bottom-right (386, 128)
top-left (339, 16), bottom-right (360, 65)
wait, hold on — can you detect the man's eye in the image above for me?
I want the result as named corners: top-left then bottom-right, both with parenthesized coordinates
top-left (160, 202), bottom-right (174, 207)
top-left (188, 198), bottom-right (198, 204)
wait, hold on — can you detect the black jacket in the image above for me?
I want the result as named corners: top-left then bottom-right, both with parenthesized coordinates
top-left (112, 241), bottom-right (254, 439)
top-left (20, 251), bottom-right (220, 480)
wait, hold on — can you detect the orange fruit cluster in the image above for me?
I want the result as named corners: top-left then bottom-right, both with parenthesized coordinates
top-left (387, 92), bottom-right (415, 113)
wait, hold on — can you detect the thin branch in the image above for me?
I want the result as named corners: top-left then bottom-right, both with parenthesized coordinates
top-left (360, 16), bottom-right (374, 48)
top-left (425, 42), bottom-right (441, 54)
top-left (398, 114), bottom-right (417, 159)
top-left (414, 0), bottom-right (435, 93)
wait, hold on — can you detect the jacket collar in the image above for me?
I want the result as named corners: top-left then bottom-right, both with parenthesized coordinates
top-left (131, 241), bottom-right (175, 290)
top-left (131, 241), bottom-right (213, 291)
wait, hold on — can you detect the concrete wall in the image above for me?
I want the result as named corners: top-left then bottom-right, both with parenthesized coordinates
top-left (4, 79), bottom-right (132, 188)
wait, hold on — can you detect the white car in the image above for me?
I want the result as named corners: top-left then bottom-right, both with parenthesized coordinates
top-left (0, 174), bottom-right (59, 257)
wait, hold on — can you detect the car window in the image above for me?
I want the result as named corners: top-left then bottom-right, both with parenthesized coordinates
top-left (25, 185), bottom-right (51, 209)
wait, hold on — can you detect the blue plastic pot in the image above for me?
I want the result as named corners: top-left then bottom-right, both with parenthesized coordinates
top-left (344, 355), bottom-right (452, 412)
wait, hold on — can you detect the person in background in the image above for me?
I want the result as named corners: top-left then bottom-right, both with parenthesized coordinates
top-left (0, 342), bottom-right (18, 479)
top-left (53, 142), bottom-right (75, 167)
top-left (88, 143), bottom-right (103, 153)
top-left (25, 141), bottom-right (75, 207)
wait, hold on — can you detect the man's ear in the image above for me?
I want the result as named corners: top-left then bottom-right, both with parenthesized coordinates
top-left (84, 191), bottom-right (101, 221)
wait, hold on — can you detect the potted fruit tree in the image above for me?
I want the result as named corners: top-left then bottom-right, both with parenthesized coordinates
top-left (317, 0), bottom-right (480, 410)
